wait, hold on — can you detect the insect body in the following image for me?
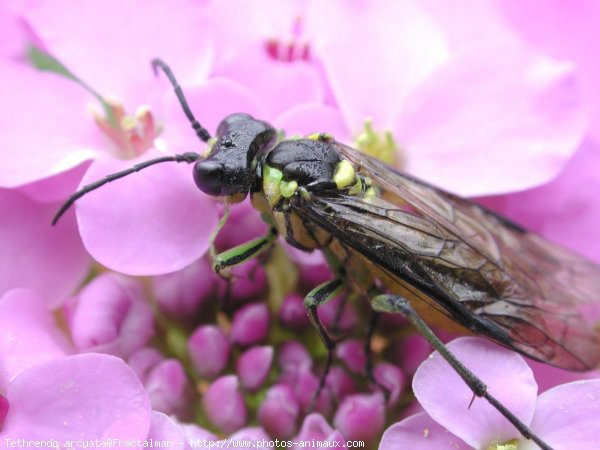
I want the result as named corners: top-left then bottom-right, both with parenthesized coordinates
top-left (54, 59), bottom-right (600, 450)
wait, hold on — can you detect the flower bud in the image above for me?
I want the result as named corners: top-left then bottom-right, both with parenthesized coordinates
top-left (257, 384), bottom-right (300, 438)
top-left (215, 199), bottom-right (268, 249)
top-left (151, 258), bottom-right (221, 320)
top-left (294, 413), bottom-right (333, 442)
top-left (318, 297), bottom-right (358, 333)
top-left (278, 293), bottom-right (311, 330)
top-left (293, 369), bottom-right (333, 416)
top-left (228, 427), bottom-right (271, 445)
top-left (202, 375), bottom-right (247, 433)
top-left (71, 273), bottom-right (154, 358)
top-left (236, 346), bottom-right (273, 391)
top-left (394, 333), bottom-right (431, 375)
top-left (231, 302), bottom-right (269, 346)
top-left (145, 358), bottom-right (194, 420)
top-left (224, 259), bottom-right (267, 303)
top-left (373, 362), bottom-right (404, 406)
top-left (188, 325), bottom-right (231, 378)
top-left (336, 339), bottom-right (367, 374)
top-left (325, 366), bottom-right (357, 402)
top-left (128, 347), bottom-right (163, 382)
top-left (333, 393), bottom-right (385, 445)
top-left (278, 341), bottom-right (312, 373)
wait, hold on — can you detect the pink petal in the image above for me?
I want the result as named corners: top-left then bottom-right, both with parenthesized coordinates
top-left (17, 162), bottom-right (91, 203)
top-left (147, 412), bottom-right (187, 445)
top-left (485, 139), bottom-right (600, 263)
top-left (0, 289), bottom-right (72, 390)
top-left (75, 149), bottom-right (217, 275)
top-left (148, 412), bottom-right (218, 449)
top-left (0, 189), bottom-right (89, 303)
top-left (380, 412), bottom-right (471, 450)
top-left (396, 40), bottom-right (586, 196)
top-left (275, 103), bottom-right (350, 142)
top-left (215, 44), bottom-right (324, 118)
top-left (0, 62), bottom-right (99, 187)
top-left (159, 78), bottom-right (268, 156)
top-left (528, 359), bottom-right (600, 393)
top-left (71, 274), bottom-right (154, 357)
top-left (22, 0), bottom-right (213, 110)
top-left (308, 0), bottom-right (448, 130)
top-left (206, 0), bottom-right (308, 69)
top-left (530, 379), bottom-right (600, 449)
top-left (0, 4), bottom-right (29, 58)
top-left (418, 0), bottom-right (512, 50)
top-left (499, 0), bottom-right (600, 142)
top-left (413, 337), bottom-right (537, 448)
top-left (3, 354), bottom-right (151, 440)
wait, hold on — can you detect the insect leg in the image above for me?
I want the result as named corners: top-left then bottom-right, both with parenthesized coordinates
top-left (363, 310), bottom-right (391, 400)
top-left (212, 227), bottom-right (278, 273)
top-left (303, 278), bottom-right (344, 409)
top-left (371, 294), bottom-right (554, 450)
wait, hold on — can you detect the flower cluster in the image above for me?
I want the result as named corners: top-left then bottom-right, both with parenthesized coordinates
top-left (1, 1), bottom-right (600, 449)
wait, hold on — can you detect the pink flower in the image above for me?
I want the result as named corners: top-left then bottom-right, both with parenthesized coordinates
top-left (68, 273), bottom-right (154, 358)
top-left (2, 1), bottom-right (599, 448)
top-left (0, 289), bottom-right (72, 390)
top-left (380, 337), bottom-right (600, 449)
top-left (0, 188), bottom-right (89, 303)
top-left (3, 1), bottom-right (219, 275)
top-left (2, 353), bottom-right (152, 441)
top-left (276, 1), bottom-right (585, 196)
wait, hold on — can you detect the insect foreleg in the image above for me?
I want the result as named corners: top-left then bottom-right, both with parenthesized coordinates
top-left (371, 294), bottom-right (554, 450)
top-left (304, 278), bottom-right (344, 410)
top-left (212, 227), bottom-right (278, 273)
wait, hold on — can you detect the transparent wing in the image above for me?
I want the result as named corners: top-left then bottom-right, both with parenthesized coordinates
top-left (294, 142), bottom-right (600, 370)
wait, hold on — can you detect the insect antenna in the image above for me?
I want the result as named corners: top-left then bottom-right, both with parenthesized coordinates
top-left (53, 58), bottom-right (213, 225)
top-left (151, 58), bottom-right (211, 143)
top-left (51, 152), bottom-right (200, 225)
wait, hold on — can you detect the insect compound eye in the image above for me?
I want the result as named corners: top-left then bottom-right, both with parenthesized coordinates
top-left (193, 160), bottom-right (224, 196)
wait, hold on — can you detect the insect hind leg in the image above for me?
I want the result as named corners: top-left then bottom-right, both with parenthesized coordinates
top-left (371, 294), bottom-right (554, 450)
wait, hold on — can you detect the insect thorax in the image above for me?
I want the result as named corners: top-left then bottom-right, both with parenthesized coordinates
top-left (251, 136), bottom-right (373, 252)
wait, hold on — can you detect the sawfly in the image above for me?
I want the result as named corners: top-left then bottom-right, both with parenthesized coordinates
top-left (53, 59), bottom-right (600, 450)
